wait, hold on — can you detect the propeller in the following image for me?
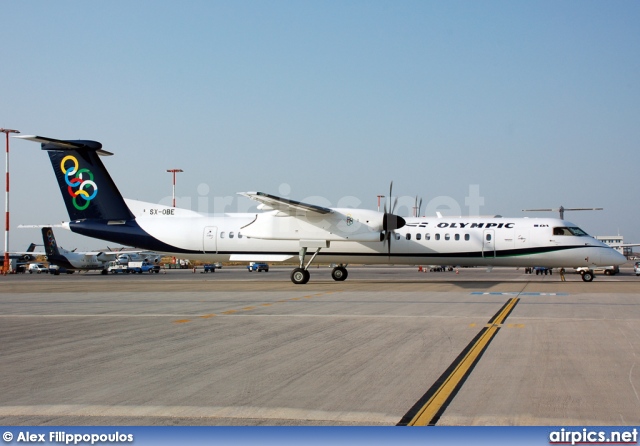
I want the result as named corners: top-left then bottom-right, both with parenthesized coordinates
top-left (381, 182), bottom-right (406, 257)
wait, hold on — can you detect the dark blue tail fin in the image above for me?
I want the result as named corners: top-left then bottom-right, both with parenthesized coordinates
top-left (19, 136), bottom-right (134, 221)
top-left (42, 227), bottom-right (60, 258)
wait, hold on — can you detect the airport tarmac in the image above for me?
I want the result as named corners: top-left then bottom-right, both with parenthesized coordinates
top-left (1, 265), bottom-right (639, 426)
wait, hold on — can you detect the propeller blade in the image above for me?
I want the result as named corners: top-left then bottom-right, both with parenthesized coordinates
top-left (380, 181), bottom-right (408, 258)
top-left (382, 210), bottom-right (406, 232)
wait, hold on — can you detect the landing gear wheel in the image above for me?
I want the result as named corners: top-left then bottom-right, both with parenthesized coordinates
top-left (581, 271), bottom-right (594, 282)
top-left (331, 266), bottom-right (348, 281)
top-left (291, 267), bottom-right (310, 285)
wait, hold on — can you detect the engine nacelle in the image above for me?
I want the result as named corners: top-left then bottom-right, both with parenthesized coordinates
top-left (241, 208), bottom-right (388, 242)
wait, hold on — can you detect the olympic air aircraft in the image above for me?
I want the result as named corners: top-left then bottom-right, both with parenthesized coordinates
top-left (18, 135), bottom-right (626, 284)
top-left (39, 226), bottom-right (161, 275)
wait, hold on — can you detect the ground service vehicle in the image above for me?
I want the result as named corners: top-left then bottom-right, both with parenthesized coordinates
top-left (128, 260), bottom-right (160, 274)
top-left (107, 261), bottom-right (128, 273)
top-left (28, 263), bottom-right (48, 274)
top-left (248, 262), bottom-right (269, 272)
top-left (575, 266), bottom-right (619, 276)
top-left (107, 260), bottom-right (159, 274)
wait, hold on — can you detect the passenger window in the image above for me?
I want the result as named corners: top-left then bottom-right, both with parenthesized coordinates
top-left (435, 234), bottom-right (440, 241)
top-left (238, 232), bottom-right (243, 239)
top-left (406, 233), bottom-right (411, 240)
top-left (395, 233), bottom-right (401, 240)
top-left (425, 234), bottom-right (430, 240)
top-left (465, 234), bottom-right (470, 241)
top-left (486, 233), bottom-right (492, 241)
top-left (229, 231), bottom-right (234, 239)
top-left (445, 234), bottom-right (450, 240)
top-left (455, 234), bottom-right (460, 241)
top-left (220, 232), bottom-right (225, 238)
top-left (416, 233), bottom-right (422, 240)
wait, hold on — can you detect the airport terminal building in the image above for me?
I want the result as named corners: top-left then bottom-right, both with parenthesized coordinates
top-left (596, 235), bottom-right (633, 258)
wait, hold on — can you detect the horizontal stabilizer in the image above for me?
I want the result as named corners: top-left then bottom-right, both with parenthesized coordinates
top-left (15, 135), bottom-right (113, 156)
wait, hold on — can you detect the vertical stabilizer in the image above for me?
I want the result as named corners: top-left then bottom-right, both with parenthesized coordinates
top-left (17, 136), bottom-right (134, 221)
top-left (42, 227), bottom-right (60, 258)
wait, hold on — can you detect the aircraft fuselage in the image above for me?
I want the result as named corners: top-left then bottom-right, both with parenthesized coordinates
top-left (66, 204), bottom-right (622, 269)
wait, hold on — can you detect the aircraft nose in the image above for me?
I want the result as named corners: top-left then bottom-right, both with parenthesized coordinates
top-left (601, 247), bottom-right (627, 266)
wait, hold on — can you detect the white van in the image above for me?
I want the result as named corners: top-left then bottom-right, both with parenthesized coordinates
top-left (28, 263), bottom-right (48, 274)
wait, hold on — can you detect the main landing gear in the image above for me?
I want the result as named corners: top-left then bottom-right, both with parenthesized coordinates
top-left (331, 266), bottom-right (348, 281)
top-left (290, 245), bottom-right (348, 284)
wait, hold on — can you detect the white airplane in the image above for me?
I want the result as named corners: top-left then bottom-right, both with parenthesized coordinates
top-left (39, 226), bottom-right (161, 275)
top-left (17, 135), bottom-right (626, 284)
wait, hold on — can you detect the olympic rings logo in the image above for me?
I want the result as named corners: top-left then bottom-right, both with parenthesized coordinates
top-left (46, 229), bottom-right (56, 248)
top-left (346, 214), bottom-right (354, 226)
top-left (60, 155), bottom-right (98, 211)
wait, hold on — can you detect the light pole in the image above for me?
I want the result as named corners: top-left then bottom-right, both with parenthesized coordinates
top-left (1, 128), bottom-right (19, 274)
top-left (377, 195), bottom-right (385, 212)
top-left (166, 169), bottom-right (183, 208)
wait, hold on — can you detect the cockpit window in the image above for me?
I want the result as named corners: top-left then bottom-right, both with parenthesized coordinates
top-left (568, 227), bottom-right (589, 236)
top-left (553, 226), bottom-right (589, 236)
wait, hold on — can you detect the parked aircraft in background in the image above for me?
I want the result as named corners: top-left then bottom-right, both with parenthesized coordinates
top-left (41, 226), bottom-right (161, 275)
top-left (0, 243), bottom-right (38, 273)
top-left (18, 135), bottom-right (626, 284)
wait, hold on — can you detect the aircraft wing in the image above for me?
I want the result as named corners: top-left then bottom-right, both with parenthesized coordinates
top-left (84, 251), bottom-right (113, 257)
top-left (239, 192), bottom-right (333, 215)
top-left (7, 251), bottom-right (42, 260)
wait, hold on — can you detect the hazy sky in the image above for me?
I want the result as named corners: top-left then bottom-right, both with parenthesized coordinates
top-left (1, 0), bottom-right (639, 251)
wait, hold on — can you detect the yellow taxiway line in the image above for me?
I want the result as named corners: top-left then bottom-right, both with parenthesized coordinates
top-left (407, 297), bottom-right (519, 426)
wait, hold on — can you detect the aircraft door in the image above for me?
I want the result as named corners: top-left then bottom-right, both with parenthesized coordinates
top-left (483, 229), bottom-right (495, 258)
top-left (203, 226), bottom-right (218, 253)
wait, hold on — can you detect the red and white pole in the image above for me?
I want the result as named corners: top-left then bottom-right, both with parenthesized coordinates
top-left (377, 195), bottom-right (385, 212)
top-left (1, 128), bottom-right (20, 274)
top-left (166, 169), bottom-right (183, 208)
